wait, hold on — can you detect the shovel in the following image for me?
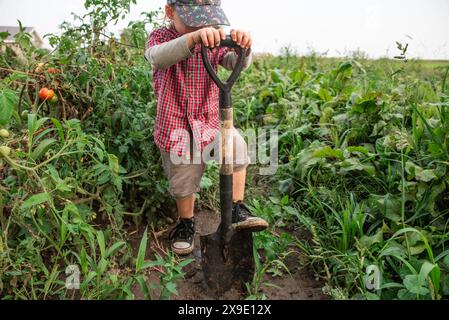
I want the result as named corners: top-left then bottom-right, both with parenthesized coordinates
top-left (200, 36), bottom-right (255, 294)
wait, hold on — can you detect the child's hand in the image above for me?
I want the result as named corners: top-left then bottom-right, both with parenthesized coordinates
top-left (230, 29), bottom-right (252, 49)
top-left (188, 27), bottom-right (226, 49)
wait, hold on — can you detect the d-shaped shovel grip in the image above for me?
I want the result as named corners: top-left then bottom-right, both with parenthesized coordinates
top-left (201, 35), bottom-right (247, 96)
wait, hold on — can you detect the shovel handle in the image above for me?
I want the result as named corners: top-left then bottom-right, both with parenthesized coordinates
top-left (219, 36), bottom-right (243, 49)
top-left (201, 35), bottom-right (247, 94)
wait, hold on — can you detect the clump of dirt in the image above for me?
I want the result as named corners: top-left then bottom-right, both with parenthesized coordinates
top-left (130, 209), bottom-right (327, 300)
top-left (258, 252), bottom-right (326, 300)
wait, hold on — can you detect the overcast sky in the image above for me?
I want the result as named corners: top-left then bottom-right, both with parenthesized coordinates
top-left (0, 0), bottom-right (448, 59)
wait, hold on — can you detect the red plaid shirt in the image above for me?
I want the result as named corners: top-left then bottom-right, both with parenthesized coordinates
top-left (147, 26), bottom-right (229, 156)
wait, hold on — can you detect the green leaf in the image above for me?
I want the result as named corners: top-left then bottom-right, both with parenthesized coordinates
top-left (318, 87), bottom-right (332, 102)
top-left (391, 227), bottom-right (435, 262)
top-left (397, 288), bottom-right (416, 300)
top-left (200, 176), bottom-right (213, 189)
top-left (60, 208), bottom-right (69, 248)
top-left (0, 31), bottom-right (10, 41)
top-left (442, 275), bottom-right (449, 296)
top-left (403, 274), bottom-right (429, 296)
top-left (280, 195), bottom-right (289, 205)
top-left (380, 282), bottom-right (404, 290)
top-left (96, 230), bottom-right (106, 259)
top-left (34, 128), bottom-right (56, 145)
top-left (51, 118), bottom-right (65, 144)
top-left (380, 246), bottom-right (406, 258)
top-left (80, 247), bottom-right (88, 275)
top-left (56, 181), bottom-right (72, 193)
top-left (108, 153), bottom-right (120, 174)
top-left (165, 282), bottom-right (178, 296)
top-left (21, 192), bottom-right (51, 210)
top-left (93, 146), bottom-right (104, 162)
top-left (0, 89), bottom-right (18, 126)
top-left (141, 260), bottom-right (159, 270)
top-left (409, 244), bottom-right (427, 256)
top-left (418, 262), bottom-right (437, 285)
top-left (31, 138), bottom-right (57, 161)
top-left (340, 158), bottom-right (365, 172)
top-left (136, 227), bottom-right (148, 272)
top-left (136, 275), bottom-right (151, 300)
top-left (271, 69), bottom-right (284, 83)
top-left (415, 169), bottom-right (437, 183)
top-left (283, 205), bottom-right (299, 217)
top-left (313, 146), bottom-right (344, 161)
top-left (44, 265), bottom-right (60, 296)
top-left (106, 241), bottom-right (126, 258)
top-left (405, 161), bottom-right (417, 178)
top-left (426, 182), bottom-right (446, 217)
top-left (28, 115), bottom-right (49, 145)
top-left (269, 196), bottom-right (280, 205)
top-left (81, 271), bottom-right (97, 291)
top-left (443, 254), bottom-right (449, 267)
top-left (178, 258), bottom-right (194, 268)
top-left (360, 228), bottom-right (383, 248)
top-left (347, 146), bottom-right (369, 155)
top-left (97, 258), bottom-right (108, 276)
top-left (372, 194), bottom-right (402, 222)
top-left (430, 265), bottom-right (441, 295)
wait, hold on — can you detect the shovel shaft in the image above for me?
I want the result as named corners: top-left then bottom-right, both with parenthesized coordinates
top-left (219, 175), bottom-right (233, 233)
top-left (219, 106), bottom-right (233, 233)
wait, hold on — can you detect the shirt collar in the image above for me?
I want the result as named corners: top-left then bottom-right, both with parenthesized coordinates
top-left (168, 24), bottom-right (181, 37)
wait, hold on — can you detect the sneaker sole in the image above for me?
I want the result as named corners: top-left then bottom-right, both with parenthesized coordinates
top-left (172, 244), bottom-right (194, 256)
top-left (232, 219), bottom-right (269, 232)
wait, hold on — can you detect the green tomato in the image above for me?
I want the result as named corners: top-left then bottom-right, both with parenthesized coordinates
top-left (49, 95), bottom-right (59, 104)
top-left (0, 129), bottom-right (10, 138)
top-left (0, 146), bottom-right (11, 157)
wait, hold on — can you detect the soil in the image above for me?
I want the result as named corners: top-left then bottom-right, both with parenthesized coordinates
top-left (130, 208), bottom-right (328, 300)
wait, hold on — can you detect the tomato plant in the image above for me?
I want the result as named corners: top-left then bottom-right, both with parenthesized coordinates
top-left (0, 0), bottom-right (182, 300)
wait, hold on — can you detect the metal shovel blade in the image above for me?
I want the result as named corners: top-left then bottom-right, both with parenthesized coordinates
top-left (200, 229), bottom-right (255, 294)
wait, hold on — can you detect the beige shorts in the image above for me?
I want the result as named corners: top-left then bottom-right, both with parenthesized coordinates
top-left (161, 128), bottom-right (249, 199)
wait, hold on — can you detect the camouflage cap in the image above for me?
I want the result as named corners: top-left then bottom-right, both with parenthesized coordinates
top-left (167, 0), bottom-right (230, 28)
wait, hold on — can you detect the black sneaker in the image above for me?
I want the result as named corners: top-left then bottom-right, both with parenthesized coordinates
top-left (169, 218), bottom-right (195, 255)
top-left (232, 201), bottom-right (269, 232)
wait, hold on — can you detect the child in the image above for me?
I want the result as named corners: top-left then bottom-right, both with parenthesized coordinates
top-left (145, 0), bottom-right (268, 256)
